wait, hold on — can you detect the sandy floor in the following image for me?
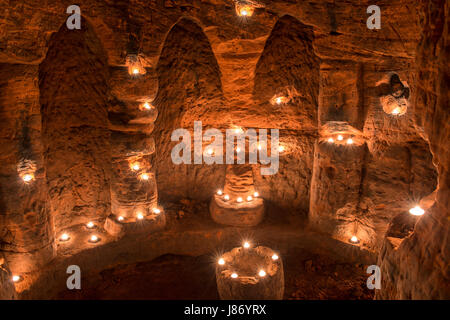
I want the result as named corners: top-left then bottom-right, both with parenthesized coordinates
top-left (56, 252), bottom-right (374, 300)
top-left (37, 199), bottom-right (374, 300)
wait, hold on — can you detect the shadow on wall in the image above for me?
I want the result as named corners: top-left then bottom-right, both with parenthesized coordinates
top-left (152, 18), bottom-right (226, 202)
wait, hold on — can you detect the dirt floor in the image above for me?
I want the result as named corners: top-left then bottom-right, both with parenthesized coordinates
top-left (53, 199), bottom-right (374, 300)
top-left (56, 251), bottom-right (374, 300)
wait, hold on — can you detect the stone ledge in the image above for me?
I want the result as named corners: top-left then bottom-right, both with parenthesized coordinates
top-left (104, 213), bottom-right (166, 237)
top-left (210, 194), bottom-right (264, 227)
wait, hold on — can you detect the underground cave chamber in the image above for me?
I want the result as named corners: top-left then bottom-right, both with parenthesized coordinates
top-left (0, 0), bottom-right (448, 300)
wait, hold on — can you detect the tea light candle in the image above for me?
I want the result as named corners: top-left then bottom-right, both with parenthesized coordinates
top-left (140, 173), bottom-right (149, 181)
top-left (89, 235), bottom-right (100, 243)
top-left (409, 205), bottom-right (425, 216)
top-left (350, 236), bottom-right (359, 244)
top-left (60, 233), bottom-right (70, 242)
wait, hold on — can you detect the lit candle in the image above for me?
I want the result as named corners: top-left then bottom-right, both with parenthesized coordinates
top-left (236, 147), bottom-right (241, 153)
top-left (409, 205), bottom-right (425, 216)
top-left (117, 216), bottom-right (124, 222)
top-left (143, 102), bottom-right (152, 110)
top-left (346, 138), bottom-right (354, 145)
top-left (137, 212), bottom-right (144, 220)
top-left (272, 254), bottom-right (279, 261)
top-left (217, 189), bottom-right (223, 196)
top-left (131, 163), bottom-right (140, 171)
top-left (337, 135), bottom-right (344, 141)
top-left (275, 97), bottom-right (282, 104)
top-left (206, 148), bottom-right (214, 155)
top-left (278, 146), bottom-right (285, 152)
top-left (60, 233), bottom-right (70, 241)
top-left (246, 195), bottom-right (253, 202)
top-left (132, 68), bottom-right (139, 75)
top-left (12, 275), bottom-right (21, 283)
top-left (350, 236), bottom-right (359, 243)
top-left (140, 173), bottom-right (149, 181)
top-left (86, 222), bottom-right (94, 229)
top-left (231, 273), bottom-right (238, 279)
top-left (218, 258), bottom-right (225, 265)
top-left (253, 192), bottom-right (259, 198)
top-left (224, 194), bottom-right (230, 201)
top-left (152, 208), bottom-right (161, 214)
top-left (243, 241), bottom-right (250, 249)
top-left (22, 174), bottom-right (34, 182)
top-left (257, 144), bottom-right (262, 151)
top-left (89, 235), bottom-right (99, 243)
top-left (391, 107), bottom-right (400, 115)
top-left (237, 197), bottom-right (243, 203)
top-left (258, 270), bottom-right (266, 277)
top-left (328, 137), bottom-right (334, 143)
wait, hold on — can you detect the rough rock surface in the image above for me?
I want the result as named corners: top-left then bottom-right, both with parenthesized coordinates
top-left (0, 254), bottom-right (16, 299)
top-left (0, 0), bottom-right (447, 299)
top-left (376, 0), bottom-right (449, 299)
top-left (39, 20), bottom-right (112, 233)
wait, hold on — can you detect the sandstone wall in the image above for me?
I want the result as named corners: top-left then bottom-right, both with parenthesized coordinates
top-left (0, 63), bottom-right (55, 273)
top-left (376, 0), bottom-right (449, 299)
top-left (152, 18), bottom-right (227, 202)
top-left (252, 15), bottom-right (319, 213)
top-left (39, 20), bottom-right (111, 233)
top-left (0, 0), bottom-right (446, 299)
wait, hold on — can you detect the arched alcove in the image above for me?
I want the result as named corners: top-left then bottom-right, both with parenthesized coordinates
top-left (252, 15), bottom-right (320, 214)
top-left (39, 18), bottom-right (112, 233)
top-left (253, 15), bottom-right (319, 130)
top-left (153, 18), bottom-right (226, 201)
